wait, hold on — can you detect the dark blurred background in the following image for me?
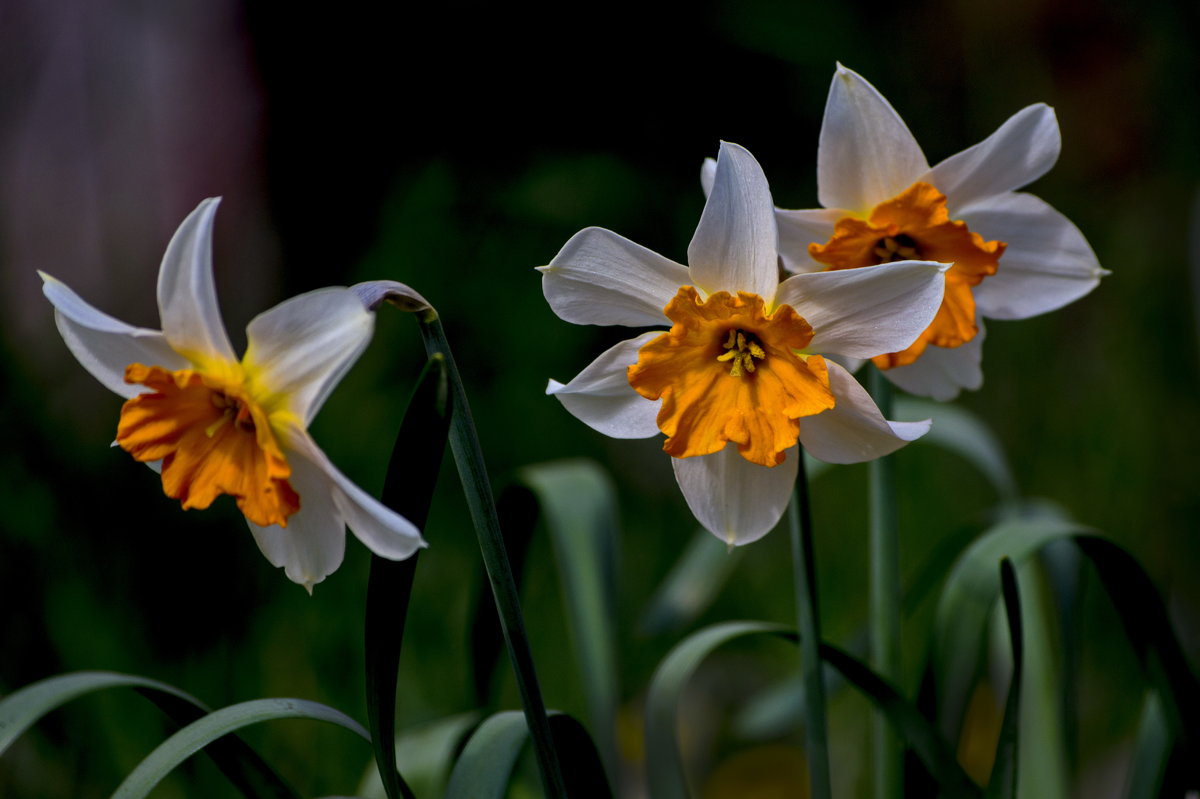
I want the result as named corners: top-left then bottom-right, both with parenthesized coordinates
top-left (2, 0), bottom-right (1198, 796)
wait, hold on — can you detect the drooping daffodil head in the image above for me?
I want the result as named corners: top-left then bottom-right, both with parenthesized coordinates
top-left (40, 198), bottom-right (427, 592)
top-left (761, 64), bottom-right (1107, 400)
top-left (541, 142), bottom-right (949, 545)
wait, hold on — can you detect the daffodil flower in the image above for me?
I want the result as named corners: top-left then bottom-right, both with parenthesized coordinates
top-left (541, 142), bottom-right (949, 544)
top-left (761, 64), bottom-right (1106, 400)
top-left (40, 198), bottom-right (426, 591)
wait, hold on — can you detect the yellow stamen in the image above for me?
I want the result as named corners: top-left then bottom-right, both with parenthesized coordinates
top-left (117, 364), bottom-right (300, 527)
top-left (808, 181), bottom-right (1006, 367)
top-left (628, 287), bottom-right (835, 467)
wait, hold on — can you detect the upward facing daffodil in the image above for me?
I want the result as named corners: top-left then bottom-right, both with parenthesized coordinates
top-left (768, 64), bottom-right (1107, 400)
top-left (541, 142), bottom-right (949, 544)
top-left (41, 198), bottom-right (426, 591)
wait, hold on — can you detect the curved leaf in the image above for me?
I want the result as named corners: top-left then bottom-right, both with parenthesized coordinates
top-left (0, 671), bottom-right (295, 798)
top-left (519, 459), bottom-right (620, 778)
top-left (935, 521), bottom-right (1200, 760)
top-left (365, 354), bottom-right (450, 799)
top-left (934, 518), bottom-right (1091, 735)
top-left (0, 672), bottom-right (197, 757)
top-left (444, 710), bottom-right (611, 799)
top-left (644, 622), bottom-right (979, 799)
top-left (111, 698), bottom-right (370, 799)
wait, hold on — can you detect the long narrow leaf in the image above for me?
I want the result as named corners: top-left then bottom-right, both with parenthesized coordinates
top-left (934, 518), bottom-right (1091, 736)
top-left (645, 622), bottom-right (979, 799)
top-left (0, 671), bottom-right (295, 798)
top-left (519, 459), bottom-right (620, 781)
top-left (417, 312), bottom-right (566, 797)
top-left (365, 354), bottom-right (450, 799)
top-left (645, 622), bottom-right (783, 799)
top-left (984, 560), bottom-right (1024, 799)
top-left (444, 711), bottom-right (611, 799)
top-left (1013, 562), bottom-right (1069, 799)
top-left (1124, 691), bottom-right (1170, 799)
top-left (935, 522), bottom-right (1200, 764)
top-left (819, 644), bottom-right (981, 799)
top-left (111, 698), bottom-right (370, 799)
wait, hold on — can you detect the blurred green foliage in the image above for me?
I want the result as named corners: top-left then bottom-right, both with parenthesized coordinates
top-left (3, 0), bottom-right (1199, 795)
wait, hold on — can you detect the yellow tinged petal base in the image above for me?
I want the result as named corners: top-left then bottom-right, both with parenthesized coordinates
top-left (117, 364), bottom-right (300, 527)
top-left (628, 287), bottom-right (835, 467)
top-left (808, 181), bottom-right (1006, 367)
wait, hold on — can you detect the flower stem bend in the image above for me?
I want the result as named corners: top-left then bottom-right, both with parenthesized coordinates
top-left (417, 310), bottom-right (567, 799)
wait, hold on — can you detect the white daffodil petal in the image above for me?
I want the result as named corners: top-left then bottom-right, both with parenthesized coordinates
top-left (687, 141), bottom-right (779, 300)
top-left (882, 320), bottom-right (986, 401)
top-left (283, 427), bottom-right (427, 562)
top-left (700, 157), bottom-right (716, 198)
top-left (777, 260), bottom-right (949, 358)
top-left (540, 227), bottom-right (689, 327)
top-left (248, 449), bottom-right (347, 593)
top-left (775, 207), bottom-right (847, 274)
top-left (958, 192), bottom-right (1106, 320)
top-left (40, 272), bottom-right (188, 398)
top-left (671, 444), bottom-right (799, 546)
top-left (799, 361), bottom-right (929, 463)
top-left (243, 288), bottom-right (374, 425)
top-left (547, 332), bottom-right (662, 439)
top-left (924, 104), bottom-right (1061, 212)
top-left (819, 64), bottom-right (929, 214)
top-left (156, 198), bottom-right (238, 367)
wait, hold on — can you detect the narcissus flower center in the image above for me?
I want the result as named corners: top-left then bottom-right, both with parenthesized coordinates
top-left (116, 364), bottom-right (300, 527)
top-left (808, 181), bottom-right (1006, 368)
top-left (627, 287), bottom-right (835, 468)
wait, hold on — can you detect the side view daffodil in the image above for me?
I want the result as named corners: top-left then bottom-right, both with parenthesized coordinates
top-left (763, 64), bottom-right (1107, 400)
top-left (40, 198), bottom-right (426, 591)
top-left (541, 142), bottom-right (949, 544)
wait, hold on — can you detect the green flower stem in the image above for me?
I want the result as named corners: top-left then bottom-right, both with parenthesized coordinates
top-left (789, 452), bottom-right (832, 799)
top-left (869, 366), bottom-right (901, 799)
top-left (417, 310), bottom-right (567, 799)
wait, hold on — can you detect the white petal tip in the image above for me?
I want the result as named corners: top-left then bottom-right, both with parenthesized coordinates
top-left (546, 378), bottom-right (566, 395)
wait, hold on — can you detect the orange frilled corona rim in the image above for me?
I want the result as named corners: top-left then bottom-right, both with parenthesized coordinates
top-left (808, 181), bottom-right (1006, 368)
top-left (627, 287), bottom-right (835, 468)
top-left (116, 364), bottom-right (300, 527)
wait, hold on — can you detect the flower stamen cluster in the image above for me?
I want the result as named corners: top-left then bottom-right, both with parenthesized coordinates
top-left (717, 328), bottom-right (766, 377)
